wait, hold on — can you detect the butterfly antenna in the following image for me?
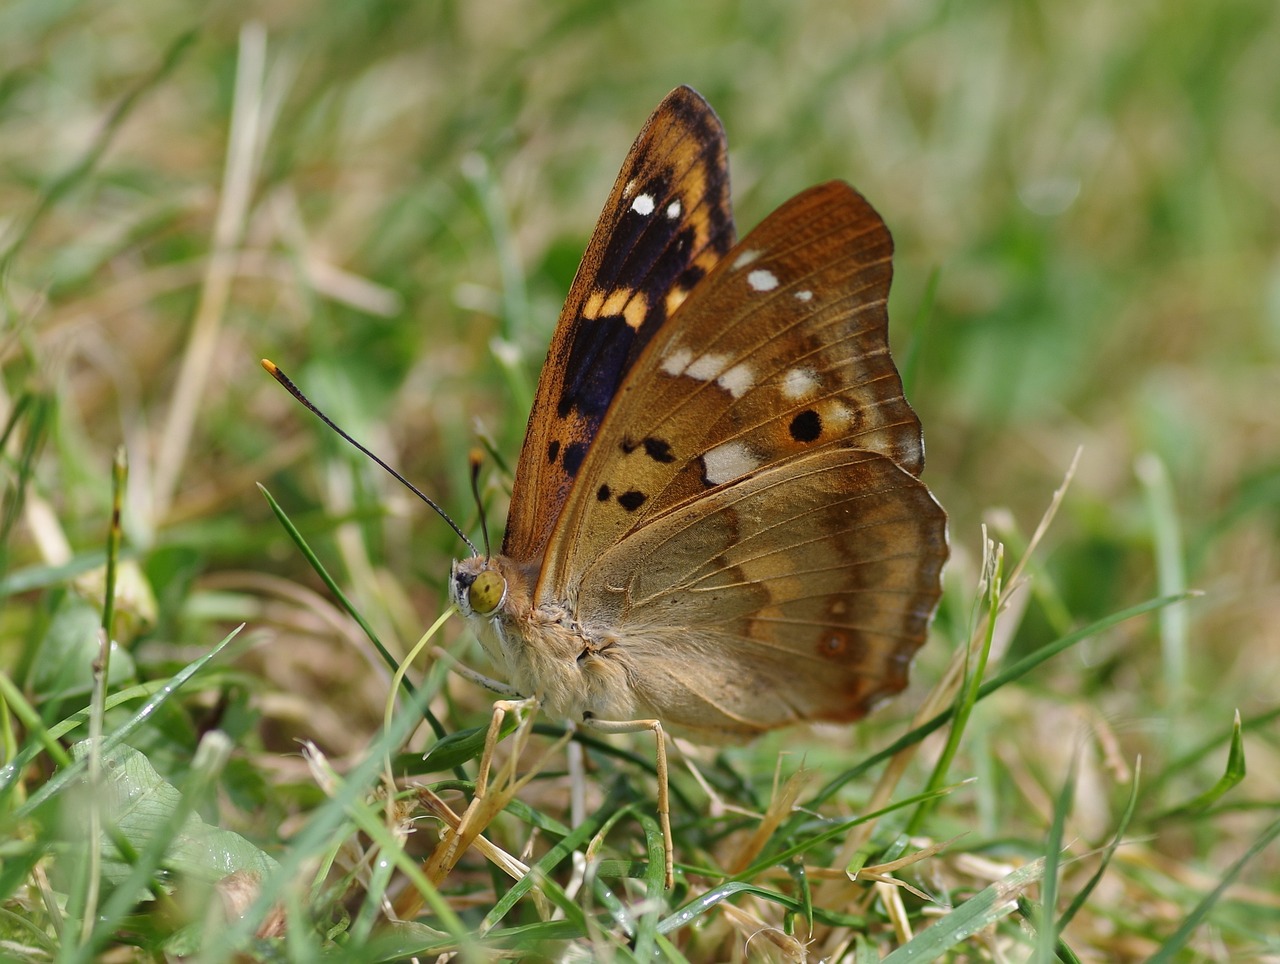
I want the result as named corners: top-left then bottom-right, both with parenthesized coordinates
top-left (468, 450), bottom-right (493, 561)
top-left (261, 359), bottom-right (478, 556)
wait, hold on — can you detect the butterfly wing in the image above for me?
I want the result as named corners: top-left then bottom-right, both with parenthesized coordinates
top-left (503, 86), bottom-right (736, 563)
top-left (534, 181), bottom-right (947, 733)
top-left (576, 445), bottom-right (947, 740)
top-left (539, 181), bottom-right (932, 589)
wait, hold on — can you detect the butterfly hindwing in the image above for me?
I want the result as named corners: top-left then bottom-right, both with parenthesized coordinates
top-left (577, 446), bottom-right (947, 739)
top-left (503, 86), bottom-right (736, 563)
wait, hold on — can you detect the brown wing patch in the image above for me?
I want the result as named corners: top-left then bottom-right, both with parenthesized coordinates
top-left (503, 87), bottom-right (736, 563)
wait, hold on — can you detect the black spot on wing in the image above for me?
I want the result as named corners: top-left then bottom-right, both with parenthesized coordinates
top-left (642, 437), bottom-right (675, 463)
top-left (789, 410), bottom-right (822, 443)
top-left (620, 435), bottom-right (675, 463)
top-left (596, 483), bottom-right (611, 501)
top-left (547, 439), bottom-right (560, 464)
top-left (617, 490), bottom-right (647, 511)
top-left (562, 442), bottom-right (588, 478)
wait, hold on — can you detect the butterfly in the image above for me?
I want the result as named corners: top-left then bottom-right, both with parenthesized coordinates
top-left (447, 86), bottom-right (948, 882)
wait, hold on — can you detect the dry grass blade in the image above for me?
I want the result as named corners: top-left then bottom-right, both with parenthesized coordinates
top-left (153, 24), bottom-right (273, 521)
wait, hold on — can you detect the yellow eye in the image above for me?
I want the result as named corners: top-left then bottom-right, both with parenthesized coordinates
top-left (468, 569), bottom-right (506, 615)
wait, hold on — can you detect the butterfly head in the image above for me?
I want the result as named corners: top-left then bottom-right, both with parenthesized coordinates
top-left (451, 556), bottom-right (507, 617)
top-left (449, 553), bottom-right (534, 624)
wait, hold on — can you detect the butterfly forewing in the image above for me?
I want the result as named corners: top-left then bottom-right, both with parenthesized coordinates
top-left (503, 86), bottom-right (736, 563)
top-left (539, 181), bottom-right (928, 594)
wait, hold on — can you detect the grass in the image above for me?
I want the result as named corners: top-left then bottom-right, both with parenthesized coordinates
top-left (2, 0), bottom-right (1278, 959)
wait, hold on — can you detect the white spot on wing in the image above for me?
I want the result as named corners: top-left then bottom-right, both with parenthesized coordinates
top-left (782, 367), bottom-right (819, 400)
top-left (717, 363), bottom-right (754, 398)
top-left (623, 179), bottom-right (637, 197)
top-left (666, 199), bottom-right (682, 219)
top-left (664, 351), bottom-right (752, 397)
top-left (703, 442), bottom-right (758, 486)
top-left (732, 249), bottom-right (760, 269)
top-left (632, 194), bottom-right (655, 216)
top-left (795, 289), bottom-right (813, 302)
top-left (748, 269), bottom-right (778, 292)
top-left (661, 347), bottom-right (693, 376)
top-left (685, 352), bottom-right (727, 382)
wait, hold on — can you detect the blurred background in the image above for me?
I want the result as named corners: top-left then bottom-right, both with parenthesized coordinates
top-left (2, 0), bottom-right (1277, 954)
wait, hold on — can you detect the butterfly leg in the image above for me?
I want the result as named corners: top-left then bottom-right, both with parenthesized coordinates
top-left (580, 714), bottom-right (673, 889)
top-left (426, 695), bottom-right (538, 883)
top-left (431, 645), bottom-right (524, 698)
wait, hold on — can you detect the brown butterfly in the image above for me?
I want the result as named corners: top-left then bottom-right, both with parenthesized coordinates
top-left (448, 87), bottom-right (948, 881)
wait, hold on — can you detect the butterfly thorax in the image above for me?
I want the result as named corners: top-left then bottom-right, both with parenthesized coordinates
top-left (450, 554), bottom-right (638, 723)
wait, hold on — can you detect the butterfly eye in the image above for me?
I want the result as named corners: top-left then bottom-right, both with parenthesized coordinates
top-left (468, 569), bottom-right (507, 615)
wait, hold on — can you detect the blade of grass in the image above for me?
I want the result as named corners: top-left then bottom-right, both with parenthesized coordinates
top-left (8, 626), bottom-right (241, 818)
top-left (630, 809), bottom-right (669, 959)
top-left (1153, 705), bottom-right (1279, 795)
top-left (905, 542), bottom-right (1002, 837)
top-left (1032, 752), bottom-right (1077, 964)
top-left (1059, 758), bottom-right (1142, 929)
top-left (898, 265), bottom-right (939, 397)
top-left (0, 392), bottom-right (51, 587)
top-left (154, 23), bottom-right (272, 519)
top-left (1158, 710), bottom-right (1246, 818)
top-left (1145, 814), bottom-right (1280, 963)
top-left (881, 858), bottom-right (1047, 962)
top-left (258, 482), bottom-right (451, 743)
top-left (1136, 453), bottom-right (1190, 747)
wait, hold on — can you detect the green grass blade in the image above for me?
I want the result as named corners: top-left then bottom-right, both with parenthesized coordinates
top-left (1145, 815), bottom-right (1280, 964)
top-left (881, 859), bottom-right (1047, 963)
top-left (10, 626), bottom-right (241, 818)
top-left (1031, 753), bottom-right (1076, 964)
top-left (1159, 711), bottom-right (1246, 817)
top-left (1059, 758), bottom-right (1142, 929)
